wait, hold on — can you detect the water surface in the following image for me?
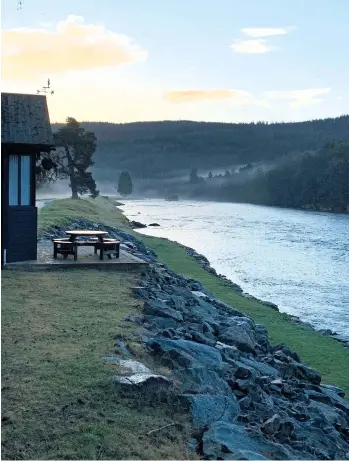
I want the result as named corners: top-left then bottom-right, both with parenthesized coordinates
top-left (121, 199), bottom-right (349, 340)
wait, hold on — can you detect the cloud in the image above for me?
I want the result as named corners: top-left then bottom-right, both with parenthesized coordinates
top-left (1, 15), bottom-right (147, 79)
top-left (163, 89), bottom-right (254, 104)
top-left (241, 27), bottom-right (294, 38)
top-left (230, 38), bottom-right (273, 54)
top-left (230, 26), bottom-right (295, 54)
top-left (265, 88), bottom-right (331, 108)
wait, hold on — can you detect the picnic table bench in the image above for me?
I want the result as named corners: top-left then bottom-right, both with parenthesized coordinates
top-left (53, 230), bottom-right (120, 261)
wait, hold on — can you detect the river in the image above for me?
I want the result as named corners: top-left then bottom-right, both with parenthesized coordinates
top-left (120, 199), bottom-right (349, 341)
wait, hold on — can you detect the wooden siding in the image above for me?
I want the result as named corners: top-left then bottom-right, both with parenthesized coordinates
top-left (7, 207), bottom-right (38, 262)
top-left (1, 93), bottom-right (54, 146)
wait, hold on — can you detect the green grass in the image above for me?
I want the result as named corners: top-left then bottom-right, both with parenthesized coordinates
top-left (37, 197), bottom-right (349, 396)
top-left (1, 270), bottom-right (192, 460)
top-left (38, 196), bottom-right (130, 235)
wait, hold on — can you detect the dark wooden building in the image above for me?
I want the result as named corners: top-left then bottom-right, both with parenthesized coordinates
top-left (1, 92), bottom-right (54, 264)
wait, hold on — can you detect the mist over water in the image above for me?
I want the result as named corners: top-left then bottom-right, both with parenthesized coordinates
top-left (120, 199), bottom-right (349, 340)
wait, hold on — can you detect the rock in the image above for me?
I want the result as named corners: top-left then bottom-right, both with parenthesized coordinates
top-left (174, 367), bottom-right (232, 396)
top-left (148, 223), bottom-right (160, 226)
top-left (320, 387), bottom-right (349, 416)
top-left (219, 321), bottom-right (256, 353)
top-left (262, 414), bottom-right (282, 435)
top-left (320, 384), bottom-right (346, 398)
top-left (305, 389), bottom-right (332, 405)
top-left (239, 357), bottom-right (280, 379)
top-left (189, 297), bottom-right (221, 321)
top-left (111, 358), bottom-right (173, 396)
top-left (231, 450), bottom-right (270, 460)
top-left (261, 301), bottom-right (279, 311)
top-left (318, 329), bottom-right (334, 336)
top-left (181, 394), bottom-right (239, 428)
top-left (192, 290), bottom-right (210, 299)
top-left (114, 373), bottom-right (172, 393)
top-left (143, 299), bottom-right (183, 322)
top-left (191, 331), bottom-right (216, 347)
top-left (202, 421), bottom-right (295, 460)
top-left (308, 401), bottom-right (348, 429)
top-left (289, 360), bottom-right (322, 384)
top-left (143, 315), bottom-right (181, 332)
top-left (129, 220), bottom-right (147, 229)
top-left (166, 295), bottom-right (187, 312)
top-left (147, 338), bottom-right (223, 372)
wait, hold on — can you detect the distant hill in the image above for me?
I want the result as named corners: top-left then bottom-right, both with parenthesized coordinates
top-left (52, 116), bottom-right (349, 181)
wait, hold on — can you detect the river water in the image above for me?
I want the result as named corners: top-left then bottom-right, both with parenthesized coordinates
top-left (120, 199), bottom-right (349, 340)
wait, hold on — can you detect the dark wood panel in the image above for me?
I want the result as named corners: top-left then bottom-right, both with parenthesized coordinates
top-left (7, 207), bottom-right (37, 262)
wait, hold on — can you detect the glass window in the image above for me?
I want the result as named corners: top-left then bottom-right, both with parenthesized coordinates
top-left (9, 155), bottom-right (19, 205)
top-left (20, 156), bottom-right (31, 205)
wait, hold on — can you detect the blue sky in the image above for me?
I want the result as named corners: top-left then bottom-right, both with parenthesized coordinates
top-left (2, 0), bottom-right (348, 123)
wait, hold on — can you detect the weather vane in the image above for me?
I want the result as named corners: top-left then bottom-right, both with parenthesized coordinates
top-left (37, 79), bottom-right (55, 96)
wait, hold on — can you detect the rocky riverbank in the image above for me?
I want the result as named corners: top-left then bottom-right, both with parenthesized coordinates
top-left (181, 246), bottom-right (349, 348)
top-left (39, 218), bottom-right (349, 460)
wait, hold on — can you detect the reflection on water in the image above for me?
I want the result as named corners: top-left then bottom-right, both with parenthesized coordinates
top-left (121, 199), bottom-right (349, 340)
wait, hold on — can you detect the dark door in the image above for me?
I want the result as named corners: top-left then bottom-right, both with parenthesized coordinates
top-left (6, 153), bottom-right (37, 263)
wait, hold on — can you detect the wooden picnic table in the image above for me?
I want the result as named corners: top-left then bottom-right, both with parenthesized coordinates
top-left (53, 230), bottom-right (120, 261)
top-left (65, 230), bottom-right (108, 242)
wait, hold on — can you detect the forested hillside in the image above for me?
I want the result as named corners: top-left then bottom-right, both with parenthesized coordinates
top-left (52, 115), bottom-right (349, 180)
top-left (204, 141), bottom-right (349, 213)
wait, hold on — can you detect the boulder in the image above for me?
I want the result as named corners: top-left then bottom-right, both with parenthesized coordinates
top-left (239, 357), bottom-right (280, 379)
top-left (219, 321), bottom-right (256, 353)
top-left (181, 394), bottom-right (239, 428)
top-left (291, 361), bottom-right (322, 385)
top-left (111, 358), bottom-right (173, 396)
top-left (262, 414), bottom-right (281, 435)
top-left (143, 299), bottom-right (183, 322)
top-left (320, 384), bottom-right (345, 398)
top-left (147, 338), bottom-right (223, 372)
top-left (174, 367), bottom-right (232, 396)
top-left (143, 315), bottom-right (181, 332)
top-left (129, 220), bottom-right (147, 229)
top-left (320, 387), bottom-right (349, 416)
top-left (202, 421), bottom-right (295, 460)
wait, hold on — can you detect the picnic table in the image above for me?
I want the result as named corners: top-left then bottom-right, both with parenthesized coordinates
top-left (53, 230), bottom-right (120, 261)
top-left (65, 230), bottom-right (108, 242)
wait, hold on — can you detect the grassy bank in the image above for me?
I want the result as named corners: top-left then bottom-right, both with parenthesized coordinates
top-left (39, 197), bottom-right (348, 395)
top-left (1, 269), bottom-right (192, 460)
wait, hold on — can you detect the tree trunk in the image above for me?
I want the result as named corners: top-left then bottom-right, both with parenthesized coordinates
top-left (65, 144), bottom-right (78, 199)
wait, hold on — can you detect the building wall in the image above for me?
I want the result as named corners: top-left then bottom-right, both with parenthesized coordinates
top-left (6, 207), bottom-right (38, 262)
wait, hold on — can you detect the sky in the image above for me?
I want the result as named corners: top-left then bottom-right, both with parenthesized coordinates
top-left (1, 0), bottom-right (348, 124)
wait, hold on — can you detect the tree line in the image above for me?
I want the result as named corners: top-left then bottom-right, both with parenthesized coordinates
top-left (184, 141), bottom-right (349, 213)
top-left (52, 116), bottom-right (349, 181)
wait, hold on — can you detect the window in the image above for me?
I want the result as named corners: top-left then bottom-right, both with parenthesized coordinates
top-left (9, 155), bottom-right (19, 205)
top-left (21, 156), bottom-right (31, 205)
top-left (8, 155), bottom-right (32, 206)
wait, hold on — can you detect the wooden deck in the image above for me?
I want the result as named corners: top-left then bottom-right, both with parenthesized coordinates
top-left (5, 243), bottom-right (149, 270)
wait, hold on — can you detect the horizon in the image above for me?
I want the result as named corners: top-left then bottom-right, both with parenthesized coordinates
top-left (51, 113), bottom-right (349, 126)
top-left (2, 0), bottom-right (348, 124)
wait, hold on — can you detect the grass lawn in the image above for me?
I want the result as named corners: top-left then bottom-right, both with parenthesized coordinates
top-left (1, 269), bottom-right (192, 460)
